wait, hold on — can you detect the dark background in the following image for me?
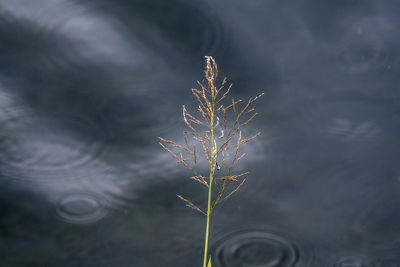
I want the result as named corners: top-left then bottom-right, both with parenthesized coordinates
top-left (0, 0), bottom-right (400, 266)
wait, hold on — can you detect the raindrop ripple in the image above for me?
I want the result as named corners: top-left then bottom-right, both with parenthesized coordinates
top-left (0, 108), bottom-right (105, 177)
top-left (56, 193), bottom-right (107, 224)
top-left (212, 229), bottom-right (302, 267)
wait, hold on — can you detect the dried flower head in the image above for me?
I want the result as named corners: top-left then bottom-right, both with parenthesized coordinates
top-left (159, 56), bottom-right (263, 267)
top-left (160, 56), bottom-right (262, 212)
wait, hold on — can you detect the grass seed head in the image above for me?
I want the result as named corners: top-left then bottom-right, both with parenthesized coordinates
top-left (159, 56), bottom-right (262, 211)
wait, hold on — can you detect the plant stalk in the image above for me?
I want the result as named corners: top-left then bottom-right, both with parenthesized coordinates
top-left (203, 97), bottom-right (215, 267)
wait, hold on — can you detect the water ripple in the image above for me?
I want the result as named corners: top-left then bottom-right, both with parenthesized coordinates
top-left (0, 107), bottom-right (104, 177)
top-left (114, 0), bottom-right (228, 62)
top-left (211, 228), bottom-right (313, 267)
top-left (0, 0), bottom-right (163, 81)
top-left (56, 193), bottom-right (107, 224)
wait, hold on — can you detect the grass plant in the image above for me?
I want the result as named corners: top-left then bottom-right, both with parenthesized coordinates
top-left (159, 56), bottom-right (263, 267)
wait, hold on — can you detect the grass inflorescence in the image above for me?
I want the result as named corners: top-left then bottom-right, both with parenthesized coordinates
top-left (159, 56), bottom-right (263, 267)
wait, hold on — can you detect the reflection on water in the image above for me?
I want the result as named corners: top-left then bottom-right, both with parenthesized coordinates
top-left (1, 0), bottom-right (400, 266)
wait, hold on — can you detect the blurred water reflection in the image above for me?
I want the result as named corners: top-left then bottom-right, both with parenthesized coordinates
top-left (0, 0), bottom-right (400, 266)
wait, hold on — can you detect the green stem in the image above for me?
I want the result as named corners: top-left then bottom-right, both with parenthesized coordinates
top-left (203, 100), bottom-right (215, 267)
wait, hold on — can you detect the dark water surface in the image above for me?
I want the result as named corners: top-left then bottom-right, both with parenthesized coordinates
top-left (1, 0), bottom-right (400, 266)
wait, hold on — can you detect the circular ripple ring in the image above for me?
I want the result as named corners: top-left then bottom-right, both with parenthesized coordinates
top-left (212, 229), bottom-right (300, 267)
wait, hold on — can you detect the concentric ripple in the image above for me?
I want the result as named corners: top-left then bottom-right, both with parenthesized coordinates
top-left (0, 108), bottom-right (104, 176)
top-left (211, 229), bottom-right (303, 267)
top-left (56, 193), bottom-right (107, 224)
top-left (121, 0), bottom-right (227, 60)
top-left (162, 1), bottom-right (225, 58)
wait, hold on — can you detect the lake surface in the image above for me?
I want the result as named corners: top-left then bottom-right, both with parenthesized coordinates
top-left (0, 0), bottom-right (400, 266)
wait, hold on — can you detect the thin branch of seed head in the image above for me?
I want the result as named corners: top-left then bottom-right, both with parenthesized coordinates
top-left (193, 136), bottom-right (207, 143)
top-left (229, 171), bottom-right (249, 180)
top-left (222, 178), bottom-right (246, 202)
top-left (232, 98), bottom-right (237, 113)
top-left (198, 105), bottom-right (211, 123)
top-left (201, 140), bottom-right (211, 163)
top-left (215, 176), bottom-right (237, 182)
top-left (236, 93), bottom-right (264, 125)
top-left (212, 172), bottom-right (249, 210)
top-left (185, 108), bottom-right (206, 126)
top-left (212, 172), bottom-right (221, 194)
top-left (245, 108), bottom-right (255, 114)
top-left (159, 142), bottom-right (181, 162)
top-left (241, 131), bottom-right (261, 145)
top-left (224, 106), bottom-right (244, 138)
top-left (178, 157), bottom-right (193, 164)
top-left (192, 88), bottom-right (210, 111)
top-left (214, 174), bottom-right (248, 209)
top-left (183, 131), bottom-right (202, 138)
top-left (189, 176), bottom-right (209, 187)
top-left (211, 178), bottom-right (228, 210)
top-left (216, 135), bottom-right (233, 156)
top-left (189, 118), bottom-right (206, 126)
top-left (227, 131), bottom-right (242, 175)
top-left (237, 153), bottom-right (246, 162)
top-left (183, 106), bottom-right (195, 131)
top-left (176, 158), bottom-right (196, 171)
top-left (159, 142), bottom-right (197, 174)
top-left (216, 83), bottom-right (232, 104)
top-left (223, 108), bottom-right (227, 129)
top-left (193, 145), bottom-right (197, 164)
top-left (225, 94), bottom-right (263, 138)
top-left (184, 132), bottom-right (188, 146)
top-left (215, 77), bottom-right (227, 100)
top-left (223, 99), bottom-right (242, 112)
top-left (252, 92), bottom-right (264, 102)
top-left (216, 77), bottom-right (227, 96)
top-left (204, 131), bottom-right (211, 144)
top-left (240, 112), bottom-right (258, 128)
top-left (196, 81), bottom-right (212, 109)
top-left (177, 194), bottom-right (206, 215)
top-left (158, 137), bottom-right (193, 155)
